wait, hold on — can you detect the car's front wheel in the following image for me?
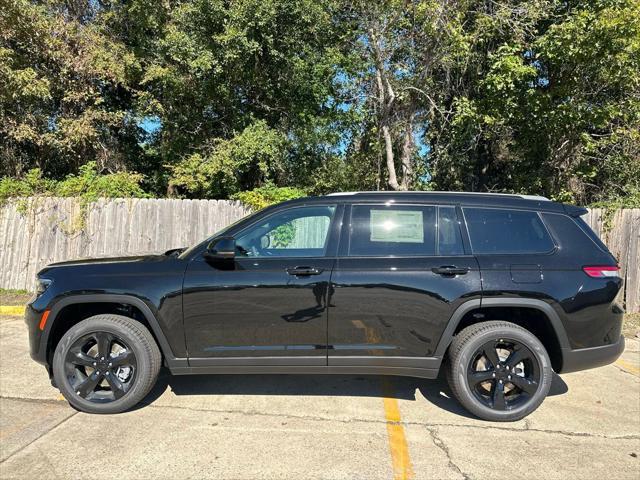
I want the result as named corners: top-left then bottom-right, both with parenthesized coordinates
top-left (52, 314), bottom-right (161, 414)
top-left (446, 321), bottom-right (552, 421)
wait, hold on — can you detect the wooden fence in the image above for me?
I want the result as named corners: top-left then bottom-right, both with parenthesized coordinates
top-left (0, 198), bottom-right (638, 312)
top-left (582, 209), bottom-right (639, 314)
top-left (0, 197), bottom-right (249, 292)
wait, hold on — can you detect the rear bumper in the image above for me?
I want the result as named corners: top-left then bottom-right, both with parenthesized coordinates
top-left (560, 335), bottom-right (625, 373)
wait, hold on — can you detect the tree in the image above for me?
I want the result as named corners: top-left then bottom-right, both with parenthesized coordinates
top-left (0, 0), bottom-right (144, 178)
top-left (427, 0), bottom-right (640, 204)
top-left (1, 0), bottom-right (638, 205)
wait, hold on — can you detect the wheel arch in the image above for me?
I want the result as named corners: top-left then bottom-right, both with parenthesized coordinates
top-left (435, 298), bottom-right (570, 372)
top-left (42, 294), bottom-right (185, 369)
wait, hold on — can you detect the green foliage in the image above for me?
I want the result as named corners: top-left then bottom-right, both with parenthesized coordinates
top-left (591, 186), bottom-right (640, 210)
top-left (270, 223), bottom-right (297, 248)
top-left (57, 163), bottom-right (149, 202)
top-left (167, 121), bottom-right (287, 198)
top-left (0, 168), bottom-right (56, 200)
top-left (0, 162), bottom-right (149, 204)
top-left (0, 0), bottom-right (638, 206)
top-left (430, 0), bottom-right (640, 204)
top-left (232, 184), bottom-right (307, 210)
top-left (0, 0), bottom-right (144, 178)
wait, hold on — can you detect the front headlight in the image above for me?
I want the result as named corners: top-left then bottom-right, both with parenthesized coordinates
top-left (35, 278), bottom-right (52, 296)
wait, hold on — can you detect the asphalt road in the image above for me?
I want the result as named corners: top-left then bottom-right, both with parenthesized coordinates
top-left (1, 313), bottom-right (638, 480)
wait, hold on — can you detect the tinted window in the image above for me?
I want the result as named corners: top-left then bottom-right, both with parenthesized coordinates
top-left (349, 205), bottom-right (436, 256)
top-left (235, 205), bottom-right (335, 257)
top-left (464, 208), bottom-right (554, 254)
top-left (574, 216), bottom-right (610, 253)
top-left (542, 213), bottom-right (610, 254)
top-left (438, 206), bottom-right (465, 255)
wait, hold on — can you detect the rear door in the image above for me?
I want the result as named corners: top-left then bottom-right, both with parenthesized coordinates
top-left (327, 203), bottom-right (482, 367)
top-left (462, 206), bottom-right (557, 293)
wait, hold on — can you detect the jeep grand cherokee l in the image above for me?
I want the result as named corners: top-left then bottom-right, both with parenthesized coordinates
top-left (25, 192), bottom-right (625, 421)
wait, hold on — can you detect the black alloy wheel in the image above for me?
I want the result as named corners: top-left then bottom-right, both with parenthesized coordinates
top-left (53, 314), bottom-right (161, 414)
top-left (65, 331), bottom-right (137, 402)
top-left (466, 338), bottom-right (541, 411)
top-left (446, 321), bottom-right (552, 421)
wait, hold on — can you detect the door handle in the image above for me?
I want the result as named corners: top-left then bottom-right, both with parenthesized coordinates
top-left (286, 266), bottom-right (324, 276)
top-left (432, 265), bottom-right (469, 276)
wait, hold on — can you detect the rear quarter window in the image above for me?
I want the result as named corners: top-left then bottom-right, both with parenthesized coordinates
top-left (542, 213), bottom-right (612, 256)
top-left (573, 216), bottom-right (610, 253)
top-left (463, 207), bottom-right (555, 254)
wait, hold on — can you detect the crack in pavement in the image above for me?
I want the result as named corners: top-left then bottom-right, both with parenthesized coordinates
top-left (0, 408), bottom-right (78, 465)
top-left (3, 394), bottom-right (639, 444)
top-left (614, 364), bottom-right (640, 378)
top-left (137, 399), bottom-right (640, 440)
top-left (426, 425), bottom-right (471, 480)
top-left (0, 395), bottom-right (66, 406)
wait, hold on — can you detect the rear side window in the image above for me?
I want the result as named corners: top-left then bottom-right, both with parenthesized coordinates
top-left (349, 204), bottom-right (436, 256)
top-left (463, 208), bottom-right (555, 254)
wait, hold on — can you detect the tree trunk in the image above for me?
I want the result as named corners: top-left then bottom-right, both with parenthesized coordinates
top-left (399, 116), bottom-right (414, 190)
top-left (374, 46), bottom-right (399, 191)
top-left (382, 124), bottom-right (399, 190)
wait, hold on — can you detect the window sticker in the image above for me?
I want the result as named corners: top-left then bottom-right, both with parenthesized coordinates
top-left (370, 209), bottom-right (424, 243)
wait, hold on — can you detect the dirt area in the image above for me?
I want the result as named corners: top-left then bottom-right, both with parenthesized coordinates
top-left (0, 290), bottom-right (31, 306)
top-left (623, 313), bottom-right (640, 339)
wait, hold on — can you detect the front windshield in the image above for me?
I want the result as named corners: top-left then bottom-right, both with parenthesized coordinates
top-left (178, 209), bottom-right (261, 260)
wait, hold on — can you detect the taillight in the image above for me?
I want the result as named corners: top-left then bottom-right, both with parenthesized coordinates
top-left (583, 265), bottom-right (620, 278)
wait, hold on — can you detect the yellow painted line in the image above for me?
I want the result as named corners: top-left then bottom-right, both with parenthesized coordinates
top-left (353, 320), bottom-right (414, 478)
top-left (382, 379), bottom-right (414, 480)
top-left (0, 305), bottom-right (25, 316)
top-left (615, 358), bottom-right (640, 376)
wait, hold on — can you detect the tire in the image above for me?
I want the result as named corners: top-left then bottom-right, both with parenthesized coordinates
top-left (446, 321), bottom-right (552, 422)
top-left (52, 314), bottom-right (161, 414)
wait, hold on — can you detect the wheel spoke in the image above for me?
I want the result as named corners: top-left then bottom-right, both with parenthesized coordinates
top-left (104, 372), bottom-right (126, 399)
top-left (67, 349), bottom-right (96, 367)
top-left (110, 350), bottom-right (134, 367)
top-left (95, 332), bottom-right (112, 358)
top-left (482, 343), bottom-right (500, 368)
top-left (76, 371), bottom-right (103, 398)
top-left (505, 348), bottom-right (526, 368)
top-left (470, 370), bottom-right (494, 385)
top-left (510, 375), bottom-right (538, 395)
top-left (492, 381), bottom-right (506, 410)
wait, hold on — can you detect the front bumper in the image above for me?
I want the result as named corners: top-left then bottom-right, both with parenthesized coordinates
top-left (25, 303), bottom-right (48, 365)
top-left (560, 335), bottom-right (625, 373)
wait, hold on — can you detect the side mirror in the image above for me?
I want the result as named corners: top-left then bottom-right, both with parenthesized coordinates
top-left (203, 236), bottom-right (236, 261)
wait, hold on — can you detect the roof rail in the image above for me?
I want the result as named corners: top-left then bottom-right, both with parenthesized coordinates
top-left (325, 191), bottom-right (550, 201)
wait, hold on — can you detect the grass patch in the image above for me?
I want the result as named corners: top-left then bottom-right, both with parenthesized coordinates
top-left (0, 289), bottom-right (32, 306)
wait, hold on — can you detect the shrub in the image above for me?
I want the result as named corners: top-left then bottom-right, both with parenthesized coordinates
top-left (232, 184), bottom-right (307, 210)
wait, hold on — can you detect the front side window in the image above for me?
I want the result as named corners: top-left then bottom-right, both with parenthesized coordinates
top-left (463, 207), bottom-right (554, 254)
top-left (348, 204), bottom-right (437, 256)
top-left (235, 205), bottom-right (335, 258)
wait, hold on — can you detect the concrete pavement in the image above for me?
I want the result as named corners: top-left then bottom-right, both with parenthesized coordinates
top-left (1, 314), bottom-right (639, 479)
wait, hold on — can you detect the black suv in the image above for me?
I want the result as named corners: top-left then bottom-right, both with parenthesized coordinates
top-left (26, 192), bottom-right (625, 421)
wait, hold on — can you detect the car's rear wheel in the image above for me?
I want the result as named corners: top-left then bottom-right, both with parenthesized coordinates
top-left (53, 314), bottom-right (161, 414)
top-left (446, 321), bottom-right (552, 421)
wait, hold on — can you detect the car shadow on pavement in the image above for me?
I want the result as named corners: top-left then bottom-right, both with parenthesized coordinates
top-left (138, 369), bottom-right (568, 420)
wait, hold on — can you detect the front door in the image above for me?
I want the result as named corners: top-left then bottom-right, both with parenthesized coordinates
top-left (328, 203), bottom-right (482, 367)
top-left (183, 204), bottom-right (340, 365)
